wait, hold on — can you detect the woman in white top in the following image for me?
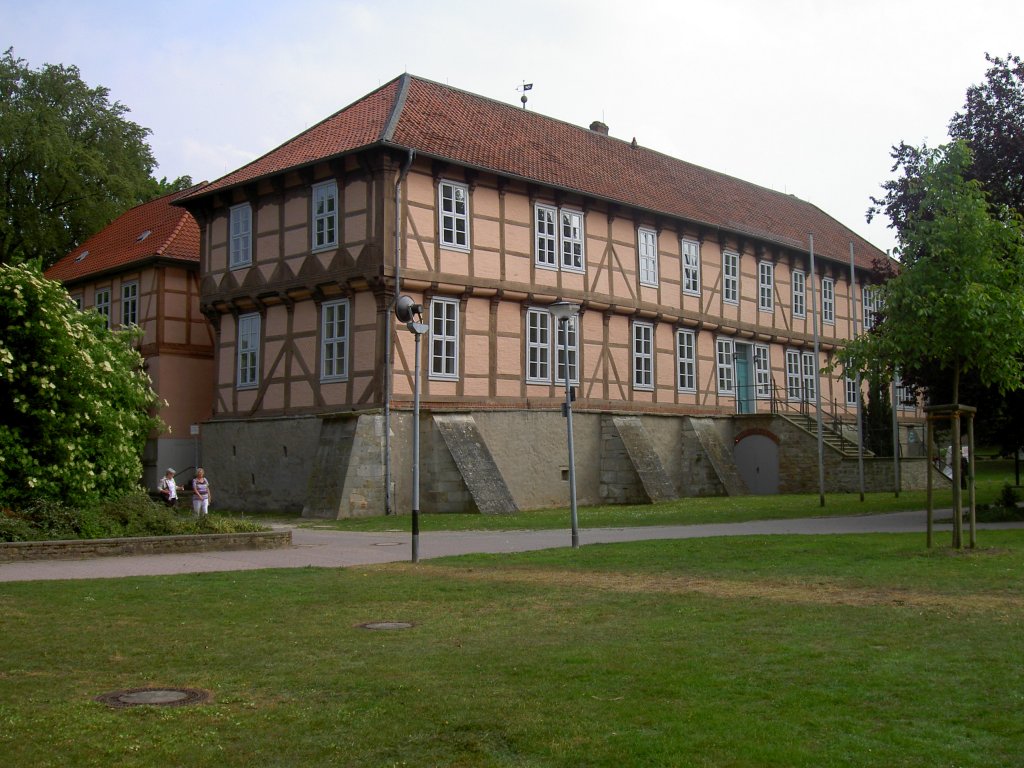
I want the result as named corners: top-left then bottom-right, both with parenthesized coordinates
top-left (192, 467), bottom-right (212, 516)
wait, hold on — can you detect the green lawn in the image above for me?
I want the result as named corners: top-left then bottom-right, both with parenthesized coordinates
top-left (2, 531), bottom-right (1022, 766)
top-left (241, 459), bottom-right (1022, 533)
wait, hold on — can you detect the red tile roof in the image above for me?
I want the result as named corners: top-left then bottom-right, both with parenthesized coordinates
top-left (183, 75), bottom-right (885, 267)
top-left (46, 185), bottom-right (205, 284)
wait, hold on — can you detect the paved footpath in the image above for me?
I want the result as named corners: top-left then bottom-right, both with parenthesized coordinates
top-left (1, 510), bottom-right (1021, 583)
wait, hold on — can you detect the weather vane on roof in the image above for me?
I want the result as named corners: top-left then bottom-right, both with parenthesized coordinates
top-left (517, 81), bottom-right (533, 109)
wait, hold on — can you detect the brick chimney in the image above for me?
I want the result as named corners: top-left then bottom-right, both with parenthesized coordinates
top-left (589, 120), bottom-right (609, 135)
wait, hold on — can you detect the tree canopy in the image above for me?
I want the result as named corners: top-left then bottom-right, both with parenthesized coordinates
top-left (841, 142), bottom-right (1024, 404)
top-left (0, 263), bottom-right (161, 507)
top-left (865, 54), bottom-right (1024, 452)
top-left (0, 48), bottom-right (189, 269)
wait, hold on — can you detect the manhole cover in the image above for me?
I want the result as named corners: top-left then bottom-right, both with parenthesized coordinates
top-left (359, 621), bottom-right (414, 631)
top-left (95, 687), bottom-right (210, 708)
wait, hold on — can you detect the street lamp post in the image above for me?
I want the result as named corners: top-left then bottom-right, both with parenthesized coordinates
top-left (395, 295), bottom-right (428, 563)
top-left (549, 301), bottom-right (580, 549)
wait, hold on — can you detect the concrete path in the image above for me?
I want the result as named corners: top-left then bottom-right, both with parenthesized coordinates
top-left (1, 510), bottom-right (1021, 583)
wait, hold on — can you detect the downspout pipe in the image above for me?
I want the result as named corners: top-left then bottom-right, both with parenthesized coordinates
top-left (384, 147), bottom-right (416, 516)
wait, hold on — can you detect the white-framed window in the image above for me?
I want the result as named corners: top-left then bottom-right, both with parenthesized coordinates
top-left (753, 344), bottom-right (771, 398)
top-left (785, 349), bottom-right (802, 401)
top-left (792, 270), bottom-right (806, 319)
top-left (535, 204), bottom-right (586, 272)
top-left (821, 277), bottom-right (835, 325)
top-left (863, 286), bottom-right (880, 330)
top-left (632, 321), bottom-right (654, 390)
top-left (638, 227), bottom-right (659, 287)
top-left (801, 351), bottom-right (817, 402)
top-left (72, 294), bottom-right (83, 311)
top-left (526, 307), bottom-right (579, 385)
top-left (320, 299), bottom-right (349, 381)
top-left (676, 329), bottom-right (696, 393)
top-left (555, 315), bottom-right (579, 386)
top-left (845, 375), bottom-right (859, 406)
top-left (894, 372), bottom-right (916, 411)
top-left (526, 308), bottom-right (551, 383)
top-left (535, 204), bottom-right (557, 268)
top-left (94, 287), bottom-right (111, 328)
top-left (560, 209), bottom-right (585, 272)
top-left (716, 337), bottom-right (734, 395)
top-left (723, 250), bottom-right (739, 304)
top-left (312, 180), bottom-right (338, 250)
top-left (439, 180), bottom-right (470, 250)
top-left (237, 313), bottom-right (260, 389)
top-left (121, 282), bottom-right (138, 327)
top-left (429, 298), bottom-right (459, 380)
top-left (682, 238), bottom-right (701, 296)
top-left (230, 203), bottom-right (252, 268)
top-left (758, 261), bottom-right (774, 312)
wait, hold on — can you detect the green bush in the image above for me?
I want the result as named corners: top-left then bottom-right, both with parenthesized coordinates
top-left (976, 482), bottom-right (1024, 522)
top-left (0, 490), bottom-right (268, 542)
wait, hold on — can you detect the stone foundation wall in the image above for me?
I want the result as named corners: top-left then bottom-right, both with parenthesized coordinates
top-left (199, 409), bottom-right (929, 516)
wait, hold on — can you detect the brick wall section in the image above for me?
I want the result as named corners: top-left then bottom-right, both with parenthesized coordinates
top-left (0, 530), bottom-right (291, 563)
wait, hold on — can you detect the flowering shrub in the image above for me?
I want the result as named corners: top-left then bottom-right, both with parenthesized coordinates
top-left (0, 264), bottom-right (161, 507)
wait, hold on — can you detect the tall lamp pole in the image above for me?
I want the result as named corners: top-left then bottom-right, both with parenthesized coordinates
top-left (549, 301), bottom-right (580, 549)
top-left (395, 296), bottom-right (428, 563)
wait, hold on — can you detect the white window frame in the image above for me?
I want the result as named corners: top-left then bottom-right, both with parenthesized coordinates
top-left (753, 344), bottom-right (771, 398)
top-left (72, 294), bottom-right (83, 311)
top-left (438, 180), bottom-right (470, 251)
top-left (863, 286), bottom-right (880, 330)
top-left (821, 277), bottom-right (835, 325)
top-left (312, 180), bottom-right (338, 251)
top-left (535, 203), bottom-right (586, 273)
top-left (758, 261), bottom-right (774, 312)
top-left (785, 349), bottom-right (802, 401)
top-left (801, 351), bottom-right (817, 403)
top-left (526, 308), bottom-right (551, 383)
top-left (560, 209), bottom-right (585, 272)
top-left (94, 287), bottom-right (111, 328)
top-left (230, 203), bottom-right (252, 268)
top-left (320, 299), bottom-right (349, 381)
top-left (723, 250), bottom-right (739, 304)
top-left (792, 270), bottom-right (806, 319)
top-left (845, 375), bottom-right (859, 406)
top-left (716, 337), bottom-right (734, 395)
top-left (894, 371), bottom-right (916, 411)
top-left (237, 312), bottom-right (260, 389)
top-left (429, 298), bottom-right (459, 380)
top-left (555, 314), bottom-right (579, 386)
top-left (632, 321), bottom-right (654, 391)
top-left (121, 281), bottom-right (138, 327)
top-left (682, 238), bottom-right (701, 296)
top-left (638, 227), bottom-right (659, 287)
top-left (676, 329), bottom-right (696, 393)
top-left (534, 204), bottom-right (557, 268)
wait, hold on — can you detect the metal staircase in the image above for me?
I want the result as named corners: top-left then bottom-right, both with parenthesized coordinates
top-left (778, 412), bottom-right (874, 457)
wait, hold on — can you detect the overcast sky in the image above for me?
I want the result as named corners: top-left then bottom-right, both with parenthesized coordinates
top-left (5, 0), bottom-right (1023, 255)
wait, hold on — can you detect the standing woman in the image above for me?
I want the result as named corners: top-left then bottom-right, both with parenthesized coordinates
top-left (192, 467), bottom-right (212, 516)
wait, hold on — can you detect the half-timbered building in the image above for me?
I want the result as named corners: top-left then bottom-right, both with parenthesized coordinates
top-left (177, 75), bottom-right (924, 516)
top-left (46, 186), bottom-right (214, 490)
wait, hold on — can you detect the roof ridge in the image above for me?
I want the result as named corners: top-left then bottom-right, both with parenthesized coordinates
top-left (381, 73), bottom-right (411, 143)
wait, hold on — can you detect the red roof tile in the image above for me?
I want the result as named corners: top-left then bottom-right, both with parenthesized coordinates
top-left (183, 75), bottom-right (885, 267)
top-left (46, 185), bottom-right (205, 284)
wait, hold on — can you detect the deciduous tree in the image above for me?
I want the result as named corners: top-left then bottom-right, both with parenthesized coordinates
top-left (0, 48), bottom-right (182, 268)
